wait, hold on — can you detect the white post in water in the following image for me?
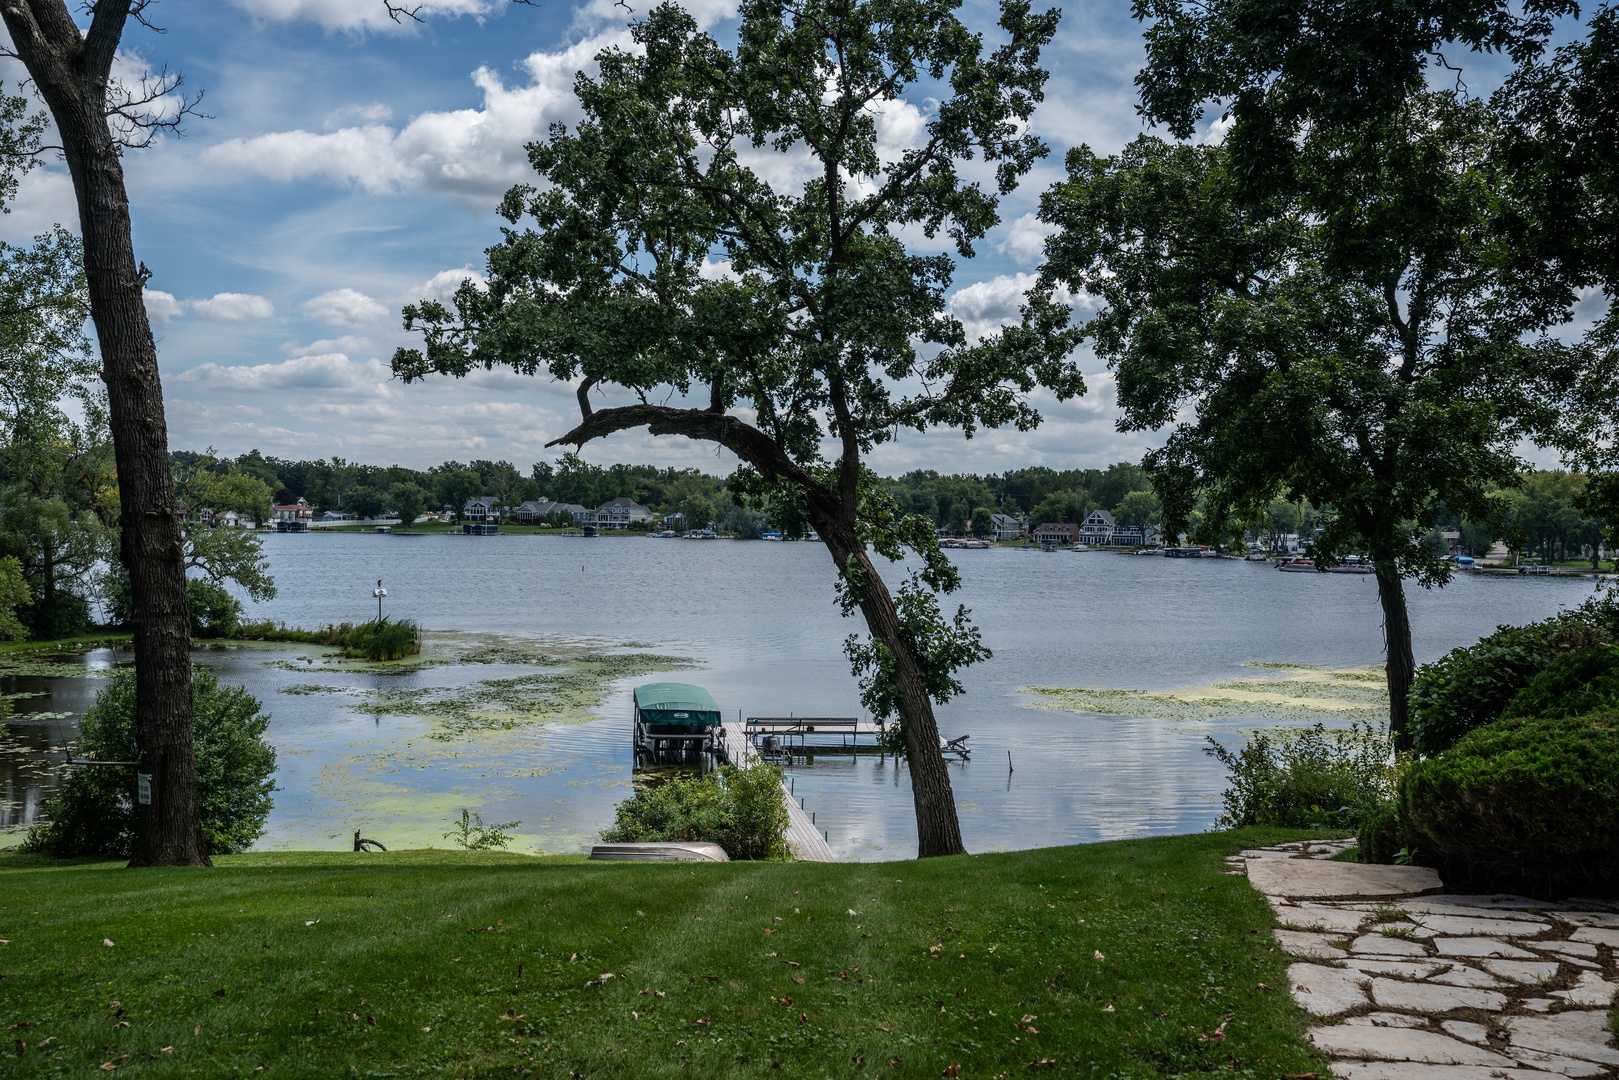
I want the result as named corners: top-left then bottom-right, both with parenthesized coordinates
top-left (373, 578), bottom-right (387, 622)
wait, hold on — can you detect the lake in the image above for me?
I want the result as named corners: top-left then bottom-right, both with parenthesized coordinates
top-left (0, 534), bottom-right (1602, 858)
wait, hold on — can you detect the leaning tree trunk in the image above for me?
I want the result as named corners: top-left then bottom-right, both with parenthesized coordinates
top-left (2, 1), bottom-right (207, 866)
top-left (1374, 562), bottom-right (1416, 754)
top-left (814, 512), bottom-right (967, 858)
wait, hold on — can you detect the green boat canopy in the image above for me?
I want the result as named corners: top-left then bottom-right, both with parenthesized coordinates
top-left (633, 682), bottom-right (722, 729)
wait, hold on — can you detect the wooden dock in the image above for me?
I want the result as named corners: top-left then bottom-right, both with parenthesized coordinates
top-left (717, 721), bottom-right (836, 862)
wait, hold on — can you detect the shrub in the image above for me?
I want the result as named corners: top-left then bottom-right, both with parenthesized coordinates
top-left (1502, 646), bottom-right (1619, 720)
top-left (1204, 722), bottom-right (1394, 830)
top-left (1407, 596), bottom-right (1617, 756)
top-left (601, 764), bottom-right (789, 860)
top-left (188, 579), bottom-right (242, 638)
top-left (340, 618), bottom-right (420, 661)
top-left (444, 809), bottom-right (519, 850)
top-left (1357, 801), bottom-right (1405, 865)
top-left (1399, 712), bottom-right (1619, 897)
top-left (22, 668), bottom-right (277, 857)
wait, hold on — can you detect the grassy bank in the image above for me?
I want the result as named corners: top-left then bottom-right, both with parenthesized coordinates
top-left (0, 632), bottom-right (133, 656)
top-left (0, 829), bottom-right (1328, 1078)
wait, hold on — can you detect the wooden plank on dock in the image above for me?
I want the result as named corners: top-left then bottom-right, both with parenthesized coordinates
top-left (718, 722), bottom-right (836, 863)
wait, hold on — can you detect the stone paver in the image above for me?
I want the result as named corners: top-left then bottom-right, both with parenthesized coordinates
top-left (1434, 936), bottom-right (1538, 959)
top-left (1274, 928), bottom-right (1349, 958)
top-left (1288, 962), bottom-right (1371, 1016)
top-left (1233, 839), bottom-right (1619, 1079)
top-left (1353, 933), bottom-right (1432, 957)
top-left (1413, 913), bottom-right (1552, 937)
top-left (1369, 978), bottom-right (1507, 1012)
top-left (1481, 959), bottom-right (1561, 984)
top-left (1247, 858), bottom-right (1443, 898)
top-left (1307, 1025), bottom-right (1515, 1066)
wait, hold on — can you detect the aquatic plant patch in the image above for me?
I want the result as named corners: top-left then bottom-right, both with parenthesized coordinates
top-left (0, 827), bottom-right (1332, 1078)
top-left (356, 654), bottom-right (688, 740)
top-left (1022, 664), bottom-right (1389, 724)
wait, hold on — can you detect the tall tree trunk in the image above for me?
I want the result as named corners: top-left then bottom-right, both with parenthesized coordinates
top-left (815, 512), bottom-right (966, 858)
top-left (1374, 563), bottom-right (1415, 753)
top-left (2, 1), bottom-right (207, 866)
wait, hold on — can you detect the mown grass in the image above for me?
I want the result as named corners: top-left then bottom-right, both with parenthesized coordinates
top-left (0, 829), bottom-right (1327, 1078)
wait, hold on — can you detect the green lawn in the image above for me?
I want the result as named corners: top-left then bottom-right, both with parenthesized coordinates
top-left (0, 829), bottom-right (1330, 1078)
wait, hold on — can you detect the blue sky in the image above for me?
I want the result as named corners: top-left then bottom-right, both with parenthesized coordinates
top-left (0, 0), bottom-right (1546, 475)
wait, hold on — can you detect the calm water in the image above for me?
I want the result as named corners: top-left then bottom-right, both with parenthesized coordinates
top-left (1, 534), bottom-right (1602, 858)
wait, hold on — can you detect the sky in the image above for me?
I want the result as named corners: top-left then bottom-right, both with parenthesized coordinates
top-left (0, 0), bottom-right (1545, 477)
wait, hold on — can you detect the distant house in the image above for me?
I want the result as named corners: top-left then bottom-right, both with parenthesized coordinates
top-left (595, 496), bottom-right (654, 529)
top-left (1441, 530), bottom-right (1463, 554)
top-left (320, 510), bottom-right (354, 522)
top-left (1109, 522), bottom-right (1160, 548)
top-left (514, 499), bottom-right (592, 524)
top-left (462, 496), bottom-right (503, 522)
top-left (1032, 522), bottom-right (1081, 545)
top-left (990, 513), bottom-right (1021, 540)
top-left (215, 510), bottom-right (255, 529)
top-left (1079, 509), bottom-right (1116, 546)
top-left (273, 497), bottom-right (312, 524)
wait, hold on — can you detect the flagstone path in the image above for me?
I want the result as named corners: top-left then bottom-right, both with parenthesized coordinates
top-left (1229, 841), bottom-right (1619, 1079)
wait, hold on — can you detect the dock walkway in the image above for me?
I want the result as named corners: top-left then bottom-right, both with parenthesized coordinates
top-left (717, 721), bottom-right (836, 862)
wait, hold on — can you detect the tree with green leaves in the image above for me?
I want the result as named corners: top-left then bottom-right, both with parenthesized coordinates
top-left (970, 507), bottom-right (994, 539)
top-left (387, 482), bottom-right (428, 530)
top-left (1, 1), bottom-right (210, 865)
top-left (395, 0), bottom-right (1082, 855)
top-left (1038, 88), bottom-right (1571, 749)
top-left (172, 451), bottom-right (276, 604)
top-left (344, 485), bottom-right (387, 521)
top-left (0, 555), bottom-right (29, 641)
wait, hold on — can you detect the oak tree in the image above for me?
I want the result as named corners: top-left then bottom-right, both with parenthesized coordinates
top-left (395, 0), bottom-right (1083, 856)
top-left (1, 0), bottom-right (208, 864)
top-left (1039, 93), bottom-right (1570, 749)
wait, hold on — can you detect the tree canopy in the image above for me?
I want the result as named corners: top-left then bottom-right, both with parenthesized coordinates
top-left (395, 0), bottom-right (1082, 855)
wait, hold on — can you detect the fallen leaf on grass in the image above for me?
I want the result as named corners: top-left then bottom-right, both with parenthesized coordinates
top-left (103, 939), bottom-right (115, 947)
top-left (889, 1058), bottom-right (902, 1066)
top-left (1093, 950), bottom-right (1105, 961)
top-left (193, 1025), bottom-right (200, 1036)
top-left (99, 1055), bottom-right (128, 1071)
top-left (1026, 1058), bottom-right (1056, 1068)
top-left (36, 1036), bottom-right (57, 1050)
top-left (943, 1063), bottom-right (961, 1077)
top-left (792, 977), bottom-right (805, 985)
top-left (693, 1018), bottom-right (711, 1027)
top-left (499, 1010), bottom-right (525, 1022)
top-left (762, 928), bottom-right (775, 935)
top-left (1101, 1005), bottom-right (1115, 1013)
top-left (797, 1013), bottom-right (808, 1026)
top-left (772, 996), bottom-right (793, 1008)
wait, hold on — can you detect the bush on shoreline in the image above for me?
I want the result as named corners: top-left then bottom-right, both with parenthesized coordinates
top-left (22, 668), bottom-right (277, 857)
top-left (1399, 712), bottom-right (1619, 897)
top-left (1408, 591), bottom-right (1619, 755)
top-left (1204, 722), bottom-right (1394, 830)
top-left (602, 764), bottom-right (789, 860)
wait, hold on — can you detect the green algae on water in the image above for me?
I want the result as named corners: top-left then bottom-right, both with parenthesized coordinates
top-left (1022, 664), bottom-right (1389, 724)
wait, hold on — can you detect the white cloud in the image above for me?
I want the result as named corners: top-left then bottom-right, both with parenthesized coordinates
top-left (190, 292), bottom-right (276, 322)
top-left (0, 168), bottom-right (79, 244)
top-left (411, 266), bottom-right (488, 305)
top-left (1204, 113), bottom-right (1235, 146)
top-left (949, 273), bottom-right (1091, 343)
top-left (202, 34), bottom-right (617, 202)
top-left (301, 287), bottom-right (390, 326)
top-left (143, 289), bottom-right (185, 325)
top-left (175, 352), bottom-right (396, 395)
top-left (284, 334), bottom-right (373, 356)
top-left (230, 0), bottom-right (499, 33)
top-left (998, 212), bottom-right (1056, 265)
